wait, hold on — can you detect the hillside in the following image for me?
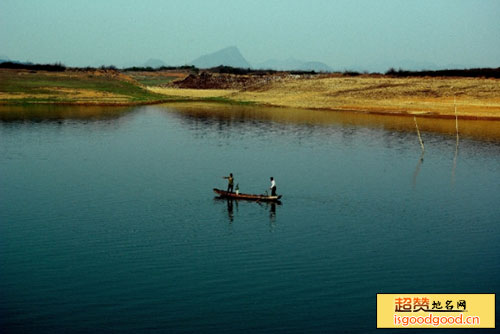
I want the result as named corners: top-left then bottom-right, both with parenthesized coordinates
top-left (255, 58), bottom-right (333, 72)
top-left (143, 58), bottom-right (168, 68)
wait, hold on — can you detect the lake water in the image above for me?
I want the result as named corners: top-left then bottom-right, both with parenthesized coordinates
top-left (1, 104), bottom-right (499, 333)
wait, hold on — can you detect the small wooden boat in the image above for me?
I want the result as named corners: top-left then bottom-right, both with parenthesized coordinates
top-left (213, 188), bottom-right (282, 202)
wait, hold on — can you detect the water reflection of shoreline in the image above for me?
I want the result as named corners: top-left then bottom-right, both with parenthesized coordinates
top-left (0, 104), bottom-right (134, 123)
top-left (3, 103), bottom-right (499, 141)
top-left (163, 103), bottom-right (500, 142)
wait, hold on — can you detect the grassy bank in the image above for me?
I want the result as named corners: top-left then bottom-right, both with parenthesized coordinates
top-left (0, 69), bottom-right (169, 105)
top-left (231, 75), bottom-right (500, 119)
top-left (151, 72), bottom-right (500, 119)
top-left (160, 74), bottom-right (500, 119)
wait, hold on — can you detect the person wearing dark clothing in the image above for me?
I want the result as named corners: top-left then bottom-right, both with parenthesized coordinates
top-left (224, 173), bottom-right (234, 193)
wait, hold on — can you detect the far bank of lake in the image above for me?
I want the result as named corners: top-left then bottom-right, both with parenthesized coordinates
top-left (2, 69), bottom-right (500, 120)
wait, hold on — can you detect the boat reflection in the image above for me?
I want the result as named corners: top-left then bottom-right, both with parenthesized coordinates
top-left (226, 198), bottom-right (236, 222)
top-left (214, 196), bottom-right (281, 224)
top-left (269, 202), bottom-right (277, 223)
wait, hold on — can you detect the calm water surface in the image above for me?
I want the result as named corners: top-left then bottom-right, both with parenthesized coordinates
top-left (1, 104), bottom-right (499, 333)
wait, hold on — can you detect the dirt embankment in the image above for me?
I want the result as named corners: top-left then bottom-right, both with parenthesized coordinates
top-left (169, 71), bottom-right (297, 90)
top-left (71, 68), bottom-right (139, 83)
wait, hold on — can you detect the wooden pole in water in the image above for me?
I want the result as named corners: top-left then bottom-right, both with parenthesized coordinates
top-left (452, 96), bottom-right (460, 185)
top-left (414, 116), bottom-right (425, 153)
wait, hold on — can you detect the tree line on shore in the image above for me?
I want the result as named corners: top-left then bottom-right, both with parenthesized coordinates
top-left (1, 61), bottom-right (499, 78)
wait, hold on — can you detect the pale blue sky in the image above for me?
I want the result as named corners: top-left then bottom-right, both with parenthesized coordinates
top-left (1, 0), bottom-right (499, 70)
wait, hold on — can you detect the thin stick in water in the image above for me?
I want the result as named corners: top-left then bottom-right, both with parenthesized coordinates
top-left (454, 96), bottom-right (459, 139)
top-left (452, 96), bottom-right (460, 185)
top-left (414, 116), bottom-right (425, 153)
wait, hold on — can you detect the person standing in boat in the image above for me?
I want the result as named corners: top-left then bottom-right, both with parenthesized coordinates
top-left (270, 177), bottom-right (277, 196)
top-left (223, 173), bottom-right (234, 193)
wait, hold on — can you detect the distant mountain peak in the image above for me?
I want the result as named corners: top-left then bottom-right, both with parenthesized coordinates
top-left (143, 58), bottom-right (168, 68)
top-left (190, 46), bottom-right (251, 69)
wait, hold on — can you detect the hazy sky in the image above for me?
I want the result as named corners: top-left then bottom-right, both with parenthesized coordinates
top-left (1, 0), bottom-right (499, 70)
